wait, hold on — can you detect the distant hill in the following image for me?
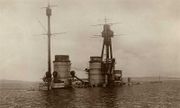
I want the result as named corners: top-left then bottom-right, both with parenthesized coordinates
top-left (1, 77), bottom-right (180, 90)
top-left (123, 76), bottom-right (180, 82)
top-left (0, 79), bottom-right (39, 90)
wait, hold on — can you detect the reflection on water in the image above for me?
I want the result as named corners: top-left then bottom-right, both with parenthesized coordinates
top-left (1, 81), bottom-right (180, 108)
top-left (42, 88), bottom-right (119, 108)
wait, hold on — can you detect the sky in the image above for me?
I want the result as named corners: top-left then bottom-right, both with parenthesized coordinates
top-left (0, 0), bottom-right (180, 81)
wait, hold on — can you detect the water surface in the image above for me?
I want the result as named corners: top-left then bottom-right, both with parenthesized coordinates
top-left (1, 81), bottom-right (180, 108)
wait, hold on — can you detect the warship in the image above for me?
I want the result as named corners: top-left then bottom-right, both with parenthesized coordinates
top-left (39, 3), bottom-right (125, 90)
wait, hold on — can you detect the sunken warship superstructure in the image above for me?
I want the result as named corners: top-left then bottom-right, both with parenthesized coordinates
top-left (39, 3), bottom-right (124, 90)
top-left (87, 23), bottom-right (124, 87)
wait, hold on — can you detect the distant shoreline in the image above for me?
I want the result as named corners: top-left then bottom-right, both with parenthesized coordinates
top-left (1, 76), bottom-right (180, 83)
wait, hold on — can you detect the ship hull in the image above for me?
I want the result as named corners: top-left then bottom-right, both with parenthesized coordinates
top-left (51, 82), bottom-right (72, 89)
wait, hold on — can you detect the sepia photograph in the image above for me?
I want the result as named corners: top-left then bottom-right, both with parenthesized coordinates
top-left (0, 0), bottom-right (180, 108)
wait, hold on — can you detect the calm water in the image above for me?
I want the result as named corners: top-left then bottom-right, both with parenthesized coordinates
top-left (1, 81), bottom-right (180, 108)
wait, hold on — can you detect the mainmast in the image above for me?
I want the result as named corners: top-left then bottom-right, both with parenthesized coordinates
top-left (100, 18), bottom-right (116, 86)
top-left (101, 23), bottom-right (115, 86)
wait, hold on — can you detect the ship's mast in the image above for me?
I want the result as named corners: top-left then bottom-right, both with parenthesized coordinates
top-left (42, 3), bottom-right (52, 90)
top-left (92, 18), bottom-right (117, 86)
top-left (100, 18), bottom-right (116, 86)
top-left (101, 23), bottom-right (115, 86)
top-left (41, 1), bottom-right (62, 90)
top-left (47, 4), bottom-right (52, 75)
